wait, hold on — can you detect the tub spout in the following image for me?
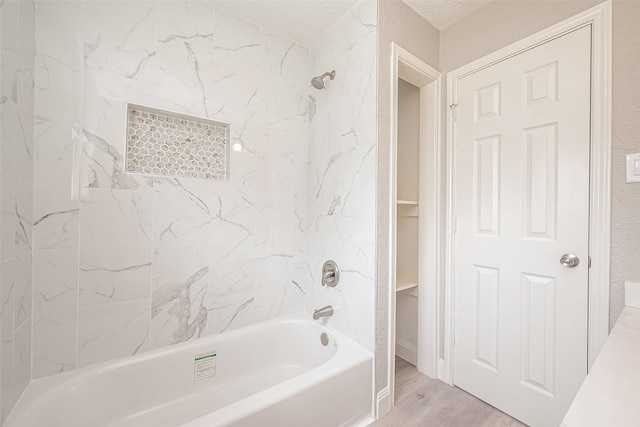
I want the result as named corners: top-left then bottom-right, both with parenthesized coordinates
top-left (313, 305), bottom-right (334, 320)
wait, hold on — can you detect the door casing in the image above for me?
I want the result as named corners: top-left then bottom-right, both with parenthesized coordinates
top-left (378, 43), bottom-right (441, 419)
top-left (444, 1), bottom-right (612, 385)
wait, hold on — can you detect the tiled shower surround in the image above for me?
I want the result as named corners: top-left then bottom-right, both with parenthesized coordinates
top-left (0, 0), bottom-right (377, 421)
top-left (0, 0), bottom-right (36, 420)
top-left (33, 0), bottom-right (310, 373)
top-left (305, 1), bottom-right (377, 351)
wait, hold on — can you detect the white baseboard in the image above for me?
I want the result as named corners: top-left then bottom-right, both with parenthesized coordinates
top-left (437, 358), bottom-right (445, 381)
top-left (376, 387), bottom-right (391, 419)
top-left (396, 338), bottom-right (417, 365)
top-left (352, 415), bottom-right (377, 427)
top-left (625, 281), bottom-right (640, 308)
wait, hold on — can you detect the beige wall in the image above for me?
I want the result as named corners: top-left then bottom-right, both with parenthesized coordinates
top-left (440, 0), bottom-right (602, 73)
top-left (439, 0), bottom-right (640, 330)
top-left (376, 0), bottom-right (439, 395)
top-left (611, 0), bottom-right (640, 327)
top-left (375, 0), bottom-right (640, 401)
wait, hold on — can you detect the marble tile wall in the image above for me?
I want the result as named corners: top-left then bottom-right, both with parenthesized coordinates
top-left (305, 0), bottom-right (378, 351)
top-left (0, 0), bottom-right (36, 422)
top-left (0, 1), bottom-right (379, 420)
top-left (31, 0), bottom-right (309, 379)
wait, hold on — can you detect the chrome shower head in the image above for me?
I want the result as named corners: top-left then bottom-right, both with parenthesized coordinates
top-left (311, 70), bottom-right (336, 89)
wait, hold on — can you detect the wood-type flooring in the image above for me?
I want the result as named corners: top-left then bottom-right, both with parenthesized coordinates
top-left (371, 357), bottom-right (527, 427)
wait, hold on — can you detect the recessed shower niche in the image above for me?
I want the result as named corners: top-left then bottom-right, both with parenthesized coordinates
top-left (125, 104), bottom-right (230, 180)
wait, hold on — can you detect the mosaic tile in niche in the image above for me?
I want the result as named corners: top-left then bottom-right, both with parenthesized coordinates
top-left (125, 104), bottom-right (230, 180)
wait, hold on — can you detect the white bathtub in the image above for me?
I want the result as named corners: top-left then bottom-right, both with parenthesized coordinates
top-left (5, 315), bottom-right (374, 427)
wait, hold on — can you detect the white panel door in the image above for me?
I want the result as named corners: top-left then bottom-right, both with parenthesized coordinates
top-left (453, 26), bottom-right (591, 427)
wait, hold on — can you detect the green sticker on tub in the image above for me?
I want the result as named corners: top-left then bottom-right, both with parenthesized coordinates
top-left (194, 351), bottom-right (216, 382)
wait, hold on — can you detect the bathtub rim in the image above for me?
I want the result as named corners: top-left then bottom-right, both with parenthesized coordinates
top-left (183, 323), bottom-right (373, 426)
top-left (5, 313), bottom-right (374, 427)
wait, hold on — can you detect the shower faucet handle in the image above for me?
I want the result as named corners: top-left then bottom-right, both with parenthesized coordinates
top-left (322, 260), bottom-right (340, 287)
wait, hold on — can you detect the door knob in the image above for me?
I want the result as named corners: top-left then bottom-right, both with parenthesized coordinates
top-left (560, 254), bottom-right (580, 268)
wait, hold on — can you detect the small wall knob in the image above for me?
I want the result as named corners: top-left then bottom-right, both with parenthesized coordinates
top-left (322, 260), bottom-right (340, 287)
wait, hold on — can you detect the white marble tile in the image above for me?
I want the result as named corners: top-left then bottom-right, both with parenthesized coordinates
top-left (33, 249), bottom-right (78, 378)
top-left (0, 99), bottom-right (17, 262)
top-left (33, 116), bottom-right (80, 251)
top-left (0, 300), bottom-right (21, 421)
top-left (10, 0), bottom-right (345, 384)
top-left (0, 258), bottom-right (14, 336)
top-left (625, 281), bottom-right (640, 308)
top-left (13, 317), bottom-right (31, 391)
top-left (14, 181), bottom-right (33, 328)
top-left (209, 184), bottom-right (259, 294)
top-left (254, 95), bottom-right (306, 257)
top-left (0, 341), bottom-right (14, 424)
top-left (0, 98), bottom-right (18, 155)
top-left (81, 98), bottom-right (152, 191)
top-left (34, 1), bottom-right (84, 76)
top-left (1, 386), bottom-right (19, 426)
top-left (33, 184), bottom-right (79, 251)
top-left (210, 234), bottom-right (256, 295)
top-left (208, 281), bottom-right (255, 335)
top-left (17, 0), bottom-right (35, 71)
top-left (337, 272), bottom-right (375, 351)
top-left (0, 259), bottom-right (15, 407)
top-left (15, 73), bottom-right (34, 186)
top-left (78, 299), bottom-right (150, 368)
top-left (14, 240), bottom-right (32, 329)
top-left (158, 1), bottom-right (214, 44)
top-left (150, 242), bottom-right (209, 349)
top-left (0, 200), bottom-right (16, 262)
top-left (1, 0), bottom-right (19, 103)
top-left (14, 181), bottom-right (33, 251)
top-left (32, 0), bottom-right (83, 251)
top-left (217, 103), bottom-right (262, 163)
top-left (259, 74), bottom-right (308, 126)
top-left (7, 316), bottom-right (32, 422)
top-left (15, 0), bottom-right (35, 186)
top-left (79, 188), bottom-right (152, 307)
top-left (261, 29), bottom-right (308, 87)
top-left (209, 7), bottom-right (261, 106)
top-left (152, 177), bottom-right (218, 243)
top-left (294, 258), bottom-right (314, 314)
top-left (155, 1), bottom-right (215, 117)
top-left (82, 1), bottom-right (158, 193)
top-left (0, 103), bottom-right (22, 259)
top-left (83, 0), bottom-right (156, 102)
top-left (253, 254), bottom-right (303, 322)
top-left (306, 0), bottom-right (377, 350)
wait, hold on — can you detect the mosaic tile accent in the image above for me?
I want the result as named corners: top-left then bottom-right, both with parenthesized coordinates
top-left (126, 104), bottom-right (229, 180)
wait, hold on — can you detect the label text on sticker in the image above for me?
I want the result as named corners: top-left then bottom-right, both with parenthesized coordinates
top-left (194, 351), bottom-right (216, 382)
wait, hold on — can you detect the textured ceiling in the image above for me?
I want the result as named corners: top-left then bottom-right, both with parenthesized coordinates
top-left (402, 0), bottom-right (493, 29)
top-left (215, 0), bottom-right (358, 47)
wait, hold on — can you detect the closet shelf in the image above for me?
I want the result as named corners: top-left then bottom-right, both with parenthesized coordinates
top-left (396, 282), bottom-right (418, 292)
top-left (397, 200), bottom-right (419, 217)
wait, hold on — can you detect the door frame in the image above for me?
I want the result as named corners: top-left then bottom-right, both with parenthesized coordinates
top-left (379, 42), bottom-right (441, 417)
top-left (444, 2), bottom-right (611, 384)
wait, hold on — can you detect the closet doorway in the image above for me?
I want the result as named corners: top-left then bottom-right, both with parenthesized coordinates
top-left (387, 43), bottom-right (441, 408)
